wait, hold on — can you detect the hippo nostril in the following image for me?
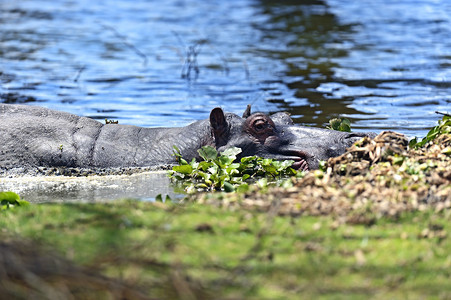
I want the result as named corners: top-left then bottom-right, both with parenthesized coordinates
top-left (290, 158), bottom-right (309, 171)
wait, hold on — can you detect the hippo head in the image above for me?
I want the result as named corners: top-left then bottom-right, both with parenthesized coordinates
top-left (208, 105), bottom-right (374, 170)
top-left (209, 106), bottom-right (310, 171)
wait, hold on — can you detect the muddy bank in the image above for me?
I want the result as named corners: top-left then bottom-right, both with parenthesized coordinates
top-left (0, 164), bottom-right (173, 177)
top-left (194, 131), bottom-right (451, 223)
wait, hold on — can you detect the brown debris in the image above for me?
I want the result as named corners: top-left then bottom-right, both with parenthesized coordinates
top-left (195, 131), bottom-right (451, 224)
top-left (328, 131), bottom-right (409, 175)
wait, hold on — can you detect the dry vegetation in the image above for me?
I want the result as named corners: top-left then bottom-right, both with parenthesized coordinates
top-left (195, 131), bottom-right (451, 224)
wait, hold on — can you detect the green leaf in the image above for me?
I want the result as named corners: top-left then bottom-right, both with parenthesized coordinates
top-left (0, 191), bottom-right (21, 204)
top-left (327, 118), bottom-right (352, 132)
top-left (172, 145), bottom-right (185, 164)
top-left (219, 174), bottom-right (230, 184)
top-left (228, 163), bottom-right (240, 169)
top-left (328, 118), bottom-right (341, 130)
top-left (341, 118), bottom-right (351, 126)
top-left (172, 145), bottom-right (181, 157)
top-left (409, 137), bottom-right (418, 148)
top-left (218, 155), bottom-right (234, 167)
top-left (173, 165), bottom-right (193, 175)
top-left (198, 161), bottom-right (211, 171)
top-left (339, 123), bottom-right (351, 132)
top-left (0, 192), bottom-right (29, 209)
top-left (198, 146), bottom-right (218, 161)
top-left (197, 171), bottom-right (211, 181)
top-left (261, 158), bottom-right (272, 166)
top-left (241, 156), bottom-right (257, 163)
top-left (226, 167), bottom-right (240, 176)
top-left (196, 183), bottom-right (209, 189)
top-left (17, 200), bottom-right (30, 207)
top-left (221, 147), bottom-right (242, 158)
top-left (262, 164), bottom-right (277, 175)
top-left (223, 182), bottom-right (235, 193)
top-left (236, 183), bottom-right (249, 193)
top-left (273, 160), bottom-right (294, 171)
top-left (282, 160), bottom-right (295, 170)
top-left (207, 165), bottom-right (218, 175)
top-left (257, 178), bottom-right (268, 189)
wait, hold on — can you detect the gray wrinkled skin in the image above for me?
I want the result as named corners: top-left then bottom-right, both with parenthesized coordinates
top-left (0, 104), bottom-right (213, 175)
top-left (0, 104), bottom-right (375, 176)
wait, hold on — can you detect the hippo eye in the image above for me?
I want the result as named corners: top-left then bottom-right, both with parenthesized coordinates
top-left (245, 113), bottom-right (276, 140)
top-left (253, 119), bottom-right (266, 131)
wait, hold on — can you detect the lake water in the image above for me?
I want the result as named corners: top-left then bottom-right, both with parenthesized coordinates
top-left (1, 0), bottom-right (450, 202)
top-left (1, 0), bottom-right (449, 137)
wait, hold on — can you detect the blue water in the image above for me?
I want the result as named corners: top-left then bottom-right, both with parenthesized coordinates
top-left (1, 0), bottom-right (450, 137)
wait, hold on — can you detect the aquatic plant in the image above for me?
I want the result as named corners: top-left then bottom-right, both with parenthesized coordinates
top-left (327, 117), bottom-right (351, 132)
top-left (169, 145), bottom-right (303, 193)
top-left (0, 191), bottom-right (29, 210)
top-left (105, 118), bottom-right (119, 124)
top-left (409, 114), bottom-right (451, 149)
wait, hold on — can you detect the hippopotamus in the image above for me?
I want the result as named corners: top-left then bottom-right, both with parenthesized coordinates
top-left (0, 103), bottom-right (374, 175)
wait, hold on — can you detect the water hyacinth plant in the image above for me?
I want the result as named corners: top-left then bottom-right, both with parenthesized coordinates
top-left (327, 117), bottom-right (351, 132)
top-left (409, 114), bottom-right (451, 149)
top-left (0, 191), bottom-right (29, 210)
top-left (169, 145), bottom-right (304, 193)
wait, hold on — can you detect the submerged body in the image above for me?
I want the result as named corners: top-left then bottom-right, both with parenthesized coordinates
top-left (0, 104), bottom-right (374, 175)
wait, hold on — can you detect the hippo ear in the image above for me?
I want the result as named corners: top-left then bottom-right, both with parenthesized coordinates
top-left (242, 104), bottom-right (251, 118)
top-left (210, 107), bottom-right (228, 146)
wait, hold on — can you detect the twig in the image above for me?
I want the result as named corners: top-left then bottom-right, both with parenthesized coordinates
top-left (435, 111), bottom-right (451, 117)
top-left (172, 31), bottom-right (201, 80)
top-left (181, 44), bottom-right (201, 79)
top-left (73, 65), bottom-right (86, 82)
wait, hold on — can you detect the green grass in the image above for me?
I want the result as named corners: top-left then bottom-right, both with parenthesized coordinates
top-left (1, 200), bottom-right (450, 299)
